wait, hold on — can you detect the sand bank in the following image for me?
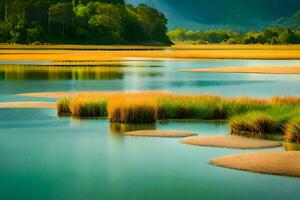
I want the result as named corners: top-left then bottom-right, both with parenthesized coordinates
top-left (0, 102), bottom-right (56, 109)
top-left (179, 66), bottom-right (300, 74)
top-left (125, 130), bottom-right (196, 138)
top-left (181, 136), bottom-right (281, 149)
top-left (212, 151), bottom-right (300, 177)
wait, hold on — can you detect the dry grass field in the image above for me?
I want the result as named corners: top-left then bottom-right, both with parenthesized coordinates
top-left (1, 44), bottom-right (300, 61)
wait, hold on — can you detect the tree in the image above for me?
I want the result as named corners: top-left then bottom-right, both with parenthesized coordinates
top-left (48, 2), bottom-right (74, 38)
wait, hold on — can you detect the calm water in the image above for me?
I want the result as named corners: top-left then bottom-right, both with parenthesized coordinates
top-left (1, 60), bottom-right (300, 200)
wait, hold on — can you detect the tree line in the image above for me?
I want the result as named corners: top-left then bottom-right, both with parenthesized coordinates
top-left (0, 0), bottom-right (171, 44)
top-left (168, 28), bottom-right (300, 44)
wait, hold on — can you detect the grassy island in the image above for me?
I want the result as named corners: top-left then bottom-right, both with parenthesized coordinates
top-left (56, 91), bottom-right (300, 143)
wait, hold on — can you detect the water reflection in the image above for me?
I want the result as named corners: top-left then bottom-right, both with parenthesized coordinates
top-left (109, 123), bottom-right (156, 135)
top-left (0, 65), bottom-right (164, 81)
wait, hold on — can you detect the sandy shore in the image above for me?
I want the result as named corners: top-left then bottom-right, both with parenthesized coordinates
top-left (181, 136), bottom-right (281, 149)
top-left (212, 151), bottom-right (300, 177)
top-left (1, 46), bottom-right (300, 61)
top-left (125, 130), bottom-right (196, 138)
top-left (179, 66), bottom-right (300, 74)
top-left (0, 102), bottom-right (56, 109)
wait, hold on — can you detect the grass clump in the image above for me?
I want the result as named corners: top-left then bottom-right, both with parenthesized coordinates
top-left (70, 96), bottom-right (108, 118)
top-left (157, 95), bottom-right (222, 120)
top-left (229, 111), bottom-right (278, 137)
top-left (285, 118), bottom-right (300, 143)
top-left (57, 97), bottom-right (71, 116)
top-left (108, 96), bottom-right (157, 124)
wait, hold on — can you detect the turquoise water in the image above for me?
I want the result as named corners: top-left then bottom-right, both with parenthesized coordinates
top-left (1, 60), bottom-right (300, 199)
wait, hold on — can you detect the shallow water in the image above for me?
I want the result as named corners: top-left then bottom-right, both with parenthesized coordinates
top-left (1, 60), bottom-right (300, 200)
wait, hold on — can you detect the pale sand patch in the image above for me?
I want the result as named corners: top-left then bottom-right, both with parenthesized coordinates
top-left (125, 130), bottom-right (196, 138)
top-left (18, 92), bottom-right (92, 99)
top-left (212, 152), bottom-right (300, 177)
top-left (0, 102), bottom-right (56, 109)
top-left (179, 66), bottom-right (300, 74)
top-left (181, 136), bottom-right (281, 149)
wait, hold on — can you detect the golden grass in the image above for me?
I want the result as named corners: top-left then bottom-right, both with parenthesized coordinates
top-left (0, 102), bottom-right (56, 109)
top-left (181, 135), bottom-right (281, 149)
top-left (1, 44), bottom-right (300, 61)
top-left (106, 92), bottom-right (167, 123)
top-left (212, 152), bottom-right (300, 177)
top-left (179, 66), bottom-right (300, 74)
top-left (125, 130), bottom-right (196, 138)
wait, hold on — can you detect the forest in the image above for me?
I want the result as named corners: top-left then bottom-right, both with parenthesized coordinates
top-left (0, 0), bottom-right (171, 44)
top-left (168, 28), bottom-right (300, 44)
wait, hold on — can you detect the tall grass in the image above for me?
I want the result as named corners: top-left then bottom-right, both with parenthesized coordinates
top-left (229, 111), bottom-right (278, 137)
top-left (229, 105), bottom-right (300, 137)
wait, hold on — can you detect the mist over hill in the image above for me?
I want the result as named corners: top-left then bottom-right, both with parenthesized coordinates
top-left (127, 0), bottom-right (300, 30)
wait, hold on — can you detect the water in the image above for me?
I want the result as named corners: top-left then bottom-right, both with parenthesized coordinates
top-left (1, 60), bottom-right (300, 200)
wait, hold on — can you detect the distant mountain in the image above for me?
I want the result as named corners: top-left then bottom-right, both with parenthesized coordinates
top-left (272, 9), bottom-right (300, 29)
top-left (127, 0), bottom-right (300, 30)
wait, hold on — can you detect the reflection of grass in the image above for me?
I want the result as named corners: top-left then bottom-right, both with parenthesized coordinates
top-left (0, 65), bottom-right (125, 80)
top-left (109, 123), bottom-right (156, 135)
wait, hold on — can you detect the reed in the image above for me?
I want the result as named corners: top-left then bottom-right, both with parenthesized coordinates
top-left (108, 94), bottom-right (158, 124)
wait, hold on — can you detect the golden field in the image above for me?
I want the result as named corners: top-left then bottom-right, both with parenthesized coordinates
top-left (1, 44), bottom-right (300, 61)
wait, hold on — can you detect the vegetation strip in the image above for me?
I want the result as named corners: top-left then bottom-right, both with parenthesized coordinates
top-left (53, 91), bottom-right (300, 143)
top-left (212, 152), bottom-right (300, 177)
top-left (125, 130), bottom-right (196, 138)
top-left (2, 46), bottom-right (300, 62)
top-left (179, 66), bottom-right (300, 74)
top-left (181, 136), bottom-right (281, 149)
top-left (0, 102), bottom-right (56, 109)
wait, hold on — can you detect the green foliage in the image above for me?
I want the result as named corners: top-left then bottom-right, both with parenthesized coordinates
top-left (168, 28), bottom-right (300, 44)
top-left (0, 0), bottom-right (171, 44)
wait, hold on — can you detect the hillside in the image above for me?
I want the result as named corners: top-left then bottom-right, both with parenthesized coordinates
top-left (128, 0), bottom-right (300, 30)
